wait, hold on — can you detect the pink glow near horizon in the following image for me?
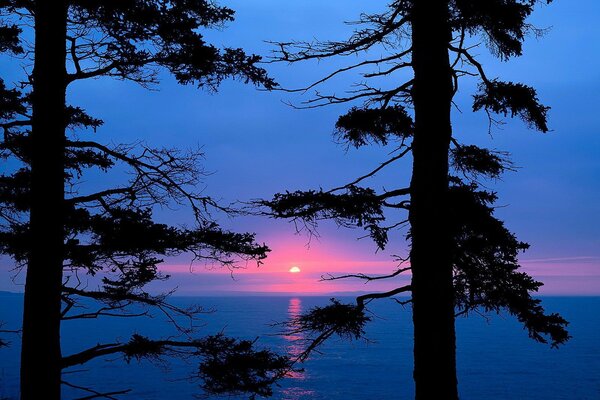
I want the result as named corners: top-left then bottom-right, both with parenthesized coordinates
top-left (0, 252), bottom-right (598, 295)
top-left (160, 235), bottom-right (401, 276)
top-left (155, 237), bottom-right (600, 295)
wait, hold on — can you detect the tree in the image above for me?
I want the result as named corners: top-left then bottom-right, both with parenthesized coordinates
top-left (262, 1), bottom-right (569, 398)
top-left (0, 1), bottom-right (289, 399)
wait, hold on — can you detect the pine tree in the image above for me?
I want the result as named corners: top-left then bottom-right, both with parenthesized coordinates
top-left (263, 1), bottom-right (569, 398)
top-left (0, 1), bottom-right (288, 399)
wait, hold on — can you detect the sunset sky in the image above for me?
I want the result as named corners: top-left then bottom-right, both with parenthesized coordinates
top-left (1, 0), bottom-right (599, 295)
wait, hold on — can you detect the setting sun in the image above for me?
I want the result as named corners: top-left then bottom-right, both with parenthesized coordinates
top-left (289, 266), bottom-right (301, 273)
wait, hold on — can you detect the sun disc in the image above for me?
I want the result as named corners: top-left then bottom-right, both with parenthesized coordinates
top-left (289, 266), bottom-right (301, 273)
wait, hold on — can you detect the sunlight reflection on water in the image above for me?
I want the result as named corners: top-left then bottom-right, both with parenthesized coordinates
top-left (281, 297), bottom-right (315, 399)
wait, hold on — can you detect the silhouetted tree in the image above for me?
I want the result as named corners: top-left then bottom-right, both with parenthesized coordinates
top-left (263, 1), bottom-right (569, 398)
top-left (0, 1), bottom-right (288, 399)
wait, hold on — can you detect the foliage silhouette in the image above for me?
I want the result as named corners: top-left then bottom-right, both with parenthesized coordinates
top-left (263, 1), bottom-right (569, 398)
top-left (0, 1), bottom-right (289, 399)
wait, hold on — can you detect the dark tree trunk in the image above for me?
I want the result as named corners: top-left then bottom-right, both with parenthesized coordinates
top-left (409, 1), bottom-right (458, 399)
top-left (20, 1), bottom-right (67, 399)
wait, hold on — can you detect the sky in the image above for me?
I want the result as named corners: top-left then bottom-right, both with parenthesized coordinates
top-left (1, 0), bottom-right (599, 295)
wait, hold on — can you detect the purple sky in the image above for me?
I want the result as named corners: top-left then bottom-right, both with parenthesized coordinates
top-left (1, 0), bottom-right (599, 295)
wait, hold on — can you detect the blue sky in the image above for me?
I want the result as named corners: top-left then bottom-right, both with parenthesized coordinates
top-left (1, 0), bottom-right (599, 294)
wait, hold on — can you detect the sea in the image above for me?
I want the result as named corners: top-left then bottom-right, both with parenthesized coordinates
top-left (0, 293), bottom-right (599, 399)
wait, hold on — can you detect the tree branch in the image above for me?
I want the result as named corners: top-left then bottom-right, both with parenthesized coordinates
top-left (321, 266), bottom-right (411, 282)
top-left (328, 146), bottom-right (412, 192)
top-left (62, 339), bottom-right (203, 368)
top-left (66, 62), bottom-right (119, 84)
top-left (272, 9), bottom-right (409, 62)
top-left (356, 284), bottom-right (412, 309)
top-left (62, 380), bottom-right (131, 400)
top-left (66, 187), bottom-right (135, 205)
top-left (448, 44), bottom-right (492, 86)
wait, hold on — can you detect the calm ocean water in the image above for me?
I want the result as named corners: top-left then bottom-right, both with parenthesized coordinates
top-left (1, 293), bottom-right (599, 399)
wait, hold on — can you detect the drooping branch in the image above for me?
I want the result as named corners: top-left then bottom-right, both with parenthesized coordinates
top-left (278, 299), bottom-right (372, 362)
top-left (448, 178), bottom-right (569, 347)
top-left (473, 80), bottom-right (550, 132)
top-left (279, 284), bottom-right (413, 362)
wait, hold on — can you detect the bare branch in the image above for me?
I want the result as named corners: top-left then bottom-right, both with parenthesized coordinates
top-left (62, 305), bottom-right (149, 320)
top-left (66, 62), bottom-right (119, 84)
top-left (356, 284), bottom-right (412, 308)
top-left (66, 187), bottom-right (135, 205)
top-left (66, 140), bottom-right (226, 219)
top-left (62, 286), bottom-right (201, 334)
top-left (392, 298), bottom-right (412, 306)
top-left (321, 266), bottom-right (411, 282)
top-left (448, 44), bottom-right (492, 86)
top-left (62, 380), bottom-right (131, 400)
top-left (363, 61), bottom-right (412, 78)
top-left (328, 146), bottom-right (412, 193)
top-left (279, 50), bottom-right (412, 94)
top-left (378, 188), bottom-right (411, 200)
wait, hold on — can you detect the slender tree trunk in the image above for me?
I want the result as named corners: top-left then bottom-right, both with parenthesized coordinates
top-left (409, 1), bottom-right (458, 399)
top-left (20, 2), bottom-right (67, 399)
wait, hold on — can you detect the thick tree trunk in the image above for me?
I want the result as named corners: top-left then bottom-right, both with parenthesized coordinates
top-left (20, 1), bottom-right (67, 399)
top-left (409, 1), bottom-right (458, 399)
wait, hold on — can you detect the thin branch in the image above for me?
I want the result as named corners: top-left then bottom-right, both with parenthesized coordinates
top-left (291, 79), bottom-right (413, 109)
top-left (378, 188), bottom-right (410, 200)
top-left (363, 61), bottom-right (412, 78)
top-left (66, 62), bottom-right (118, 84)
top-left (321, 266), bottom-right (411, 282)
top-left (62, 286), bottom-right (200, 333)
top-left (62, 380), bottom-right (131, 400)
top-left (67, 35), bottom-right (83, 74)
top-left (356, 284), bottom-right (412, 309)
top-left (383, 200), bottom-right (410, 209)
top-left (448, 44), bottom-right (492, 86)
top-left (66, 140), bottom-right (224, 218)
top-left (392, 298), bottom-right (412, 306)
top-left (328, 146), bottom-right (412, 193)
top-left (66, 187), bottom-right (135, 204)
top-left (62, 309), bottom-right (149, 320)
top-left (279, 50), bottom-right (412, 93)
